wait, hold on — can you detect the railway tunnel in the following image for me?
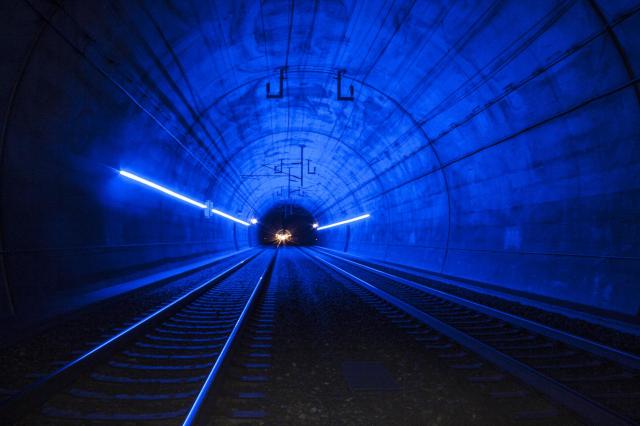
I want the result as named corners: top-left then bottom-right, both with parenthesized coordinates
top-left (1, 0), bottom-right (640, 424)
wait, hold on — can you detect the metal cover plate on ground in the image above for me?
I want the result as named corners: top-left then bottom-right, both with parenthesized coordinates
top-left (341, 361), bottom-right (400, 391)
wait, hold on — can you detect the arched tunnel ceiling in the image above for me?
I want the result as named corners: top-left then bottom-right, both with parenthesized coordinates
top-left (2, 0), bottom-right (640, 315)
top-left (62, 0), bottom-right (460, 222)
top-left (16, 0), bottom-right (638, 222)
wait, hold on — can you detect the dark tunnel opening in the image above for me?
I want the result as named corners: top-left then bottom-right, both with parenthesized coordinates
top-left (257, 204), bottom-right (316, 246)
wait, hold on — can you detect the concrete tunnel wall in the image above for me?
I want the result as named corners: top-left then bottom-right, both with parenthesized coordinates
top-left (0, 0), bottom-right (639, 324)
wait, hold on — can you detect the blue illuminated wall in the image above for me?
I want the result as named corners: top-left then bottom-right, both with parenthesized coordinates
top-left (1, 0), bottom-right (639, 322)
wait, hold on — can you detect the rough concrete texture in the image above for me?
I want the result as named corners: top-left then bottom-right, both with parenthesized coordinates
top-left (0, 1), bottom-right (639, 319)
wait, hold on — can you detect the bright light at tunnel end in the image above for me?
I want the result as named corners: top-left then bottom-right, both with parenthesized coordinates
top-left (316, 213), bottom-right (370, 231)
top-left (119, 170), bottom-right (252, 226)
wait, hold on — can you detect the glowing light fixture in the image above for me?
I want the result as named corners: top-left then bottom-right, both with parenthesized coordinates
top-left (312, 223), bottom-right (319, 229)
top-left (119, 170), bottom-right (251, 226)
top-left (210, 208), bottom-right (250, 226)
top-left (119, 170), bottom-right (206, 209)
top-left (250, 218), bottom-right (258, 225)
top-left (316, 213), bottom-right (370, 231)
top-left (274, 229), bottom-right (292, 246)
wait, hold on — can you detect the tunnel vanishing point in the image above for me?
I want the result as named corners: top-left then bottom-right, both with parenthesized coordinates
top-left (1, 0), bottom-right (640, 424)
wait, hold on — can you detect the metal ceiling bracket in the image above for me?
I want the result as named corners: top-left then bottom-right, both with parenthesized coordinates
top-left (307, 159), bottom-right (316, 175)
top-left (204, 200), bottom-right (213, 218)
top-left (266, 67), bottom-right (286, 99)
top-left (337, 69), bottom-right (354, 101)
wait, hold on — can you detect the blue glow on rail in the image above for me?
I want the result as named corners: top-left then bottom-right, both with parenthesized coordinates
top-left (13, 256), bottom-right (254, 408)
top-left (316, 213), bottom-right (370, 230)
top-left (119, 170), bottom-right (251, 226)
top-left (183, 267), bottom-right (268, 426)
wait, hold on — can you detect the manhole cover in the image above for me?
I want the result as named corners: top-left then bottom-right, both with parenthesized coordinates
top-left (341, 361), bottom-right (400, 391)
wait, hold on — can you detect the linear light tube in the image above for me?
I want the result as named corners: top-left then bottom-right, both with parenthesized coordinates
top-left (316, 213), bottom-right (370, 230)
top-left (119, 170), bottom-right (207, 209)
top-left (210, 208), bottom-right (250, 226)
top-left (119, 170), bottom-right (251, 226)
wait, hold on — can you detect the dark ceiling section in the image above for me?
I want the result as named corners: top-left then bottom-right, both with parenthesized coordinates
top-left (0, 0), bottom-right (639, 321)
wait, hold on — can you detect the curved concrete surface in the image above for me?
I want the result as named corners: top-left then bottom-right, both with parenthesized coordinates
top-left (1, 0), bottom-right (638, 322)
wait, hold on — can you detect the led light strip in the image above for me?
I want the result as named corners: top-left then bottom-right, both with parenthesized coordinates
top-left (119, 170), bottom-right (206, 209)
top-left (210, 208), bottom-right (250, 226)
top-left (211, 210), bottom-right (250, 227)
top-left (119, 170), bottom-right (251, 226)
top-left (316, 213), bottom-right (370, 230)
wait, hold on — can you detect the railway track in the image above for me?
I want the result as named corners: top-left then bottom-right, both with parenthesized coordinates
top-left (192, 255), bottom-right (281, 423)
top-left (2, 244), bottom-right (637, 424)
top-left (306, 247), bottom-right (640, 425)
top-left (0, 249), bottom-right (277, 425)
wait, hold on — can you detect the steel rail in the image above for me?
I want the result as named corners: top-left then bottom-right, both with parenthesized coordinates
top-left (183, 249), bottom-right (278, 425)
top-left (314, 247), bottom-right (640, 371)
top-left (306, 250), bottom-right (635, 426)
top-left (0, 250), bottom-right (262, 423)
